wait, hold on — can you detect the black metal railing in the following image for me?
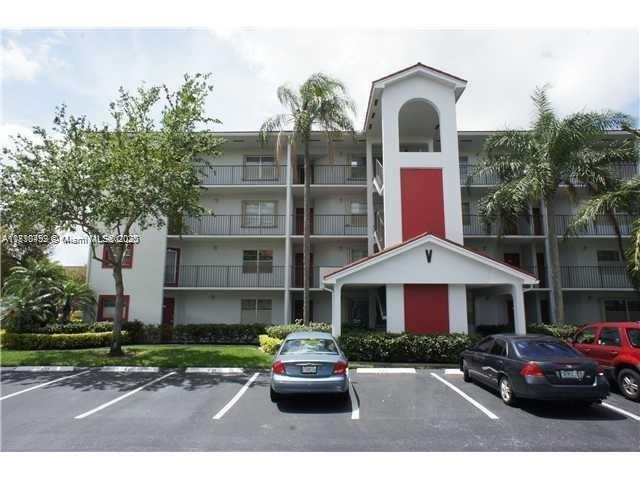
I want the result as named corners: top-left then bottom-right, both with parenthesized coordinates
top-left (555, 214), bottom-right (634, 237)
top-left (165, 265), bottom-right (286, 288)
top-left (196, 165), bottom-right (287, 185)
top-left (170, 215), bottom-right (286, 236)
top-left (560, 266), bottom-right (633, 289)
top-left (295, 165), bottom-right (366, 185)
top-left (292, 214), bottom-right (367, 236)
top-left (463, 215), bottom-right (543, 236)
top-left (290, 266), bottom-right (341, 289)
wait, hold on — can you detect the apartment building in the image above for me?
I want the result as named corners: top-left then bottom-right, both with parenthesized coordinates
top-left (86, 63), bottom-right (639, 336)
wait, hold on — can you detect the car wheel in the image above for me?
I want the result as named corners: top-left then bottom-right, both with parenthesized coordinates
top-left (617, 368), bottom-right (640, 401)
top-left (463, 361), bottom-right (472, 383)
top-left (499, 376), bottom-right (517, 406)
top-left (270, 387), bottom-right (281, 403)
top-left (338, 389), bottom-right (350, 403)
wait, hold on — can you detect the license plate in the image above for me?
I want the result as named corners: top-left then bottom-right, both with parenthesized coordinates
top-left (559, 370), bottom-right (584, 380)
top-left (301, 365), bottom-right (317, 374)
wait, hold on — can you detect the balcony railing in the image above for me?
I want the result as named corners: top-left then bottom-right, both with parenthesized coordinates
top-left (293, 214), bottom-right (367, 236)
top-left (169, 215), bottom-right (286, 236)
top-left (555, 214), bottom-right (634, 237)
top-left (561, 266), bottom-right (633, 289)
top-left (165, 265), bottom-right (285, 288)
top-left (463, 215), bottom-right (543, 236)
top-left (290, 266), bottom-right (341, 288)
top-left (196, 165), bottom-right (287, 185)
top-left (295, 165), bottom-right (366, 185)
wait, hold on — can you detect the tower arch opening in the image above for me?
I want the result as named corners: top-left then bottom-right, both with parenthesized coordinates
top-left (397, 98), bottom-right (441, 153)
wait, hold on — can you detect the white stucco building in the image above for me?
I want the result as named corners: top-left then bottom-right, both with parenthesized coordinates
top-left (86, 64), bottom-right (639, 335)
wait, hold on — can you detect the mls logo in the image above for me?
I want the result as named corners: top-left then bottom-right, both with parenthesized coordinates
top-left (425, 249), bottom-right (433, 263)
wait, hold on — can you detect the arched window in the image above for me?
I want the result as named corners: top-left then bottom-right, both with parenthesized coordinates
top-left (398, 99), bottom-right (441, 152)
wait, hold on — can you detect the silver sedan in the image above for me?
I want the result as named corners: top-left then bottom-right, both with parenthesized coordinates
top-left (269, 331), bottom-right (350, 401)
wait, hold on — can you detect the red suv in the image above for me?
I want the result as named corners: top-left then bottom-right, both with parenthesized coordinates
top-left (570, 322), bottom-right (640, 401)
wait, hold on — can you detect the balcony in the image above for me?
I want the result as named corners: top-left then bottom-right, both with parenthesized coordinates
top-left (295, 164), bottom-right (366, 185)
top-left (561, 265), bottom-right (633, 289)
top-left (290, 266), bottom-right (341, 288)
top-left (165, 265), bottom-right (285, 288)
top-left (463, 215), bottom-right (543, 236)
top-left (555, 214), bottom-right (634, 237)
top-left (169, 215), bottom-right (286, 236)
top-left (293, 214), bottom-right (367, 236)
top-left (196, 164), bottom-right (287, 186)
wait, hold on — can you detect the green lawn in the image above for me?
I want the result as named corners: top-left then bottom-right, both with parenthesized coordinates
top-left (0, 344), bottom-right (274, 368)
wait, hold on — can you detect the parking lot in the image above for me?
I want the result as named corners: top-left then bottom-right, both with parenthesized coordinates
top-left (1, 367), bottom-right (639, 451)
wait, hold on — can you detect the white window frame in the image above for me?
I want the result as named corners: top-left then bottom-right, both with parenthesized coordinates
top-left (242, 249), bottom-right (273, 273)
top-left (243, 155), bottom-right (276, 180)
top-left (240, 298), bottom-right (272, 324)
top-left (241, 200), bottom-right (278, 227)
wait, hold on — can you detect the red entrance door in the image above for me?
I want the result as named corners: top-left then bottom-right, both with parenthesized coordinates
top-left (162, 297), bottom-right (175, 341)
top-left (295, 208), bottom-right (314, 235)
top-left (294, 253), bottom-right (314, 288)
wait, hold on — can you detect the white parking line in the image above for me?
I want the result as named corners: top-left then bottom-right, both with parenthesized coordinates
top-left (430, 372), bottom-right (499, 420)
top-left (444, 369), bottom-right (463, 375)
top-left (356, 368), bottom-right (416, 374)
top-left (0, 370), bottom-right (90, 401)
top-left (186, 367), bottom-right (244, 374)
top-left (350, 383), bottom-right (360, 420)
top-left (602, 402), bottom-right (640, 422)
top-left (213, 372), bottom-right (260, 420)
top-left (74, 371), bottom-right (176, 419)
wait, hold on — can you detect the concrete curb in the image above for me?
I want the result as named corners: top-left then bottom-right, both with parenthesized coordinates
top-left (100, 366), bottom-right (159, 373)
top-left (13, 366), bottom-right (76, 372)
top-left (356, 367), bottom-right (416, 374)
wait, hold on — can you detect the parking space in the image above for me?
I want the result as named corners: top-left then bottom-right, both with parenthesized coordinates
top-left (1, 368), bottom-right (639, 451)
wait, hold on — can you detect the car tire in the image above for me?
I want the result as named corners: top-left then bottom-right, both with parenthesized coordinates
top-left (463, 361), bottom-right (472, 383)
top-left (270, 387), bottom-right (281, 403)
top-left (338, 389), bottom-right (350, 403)
top-left (499, 376), bottom-right (517, 406)
top-left (617, 368), bottom-right (640, 401)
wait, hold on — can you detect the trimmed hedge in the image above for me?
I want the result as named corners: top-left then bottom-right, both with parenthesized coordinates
top-left (265, 322), bottom-right (331, 340)
top-left (3, 321), bottom-right (115, 335)
top-left (258, 334), bottom-right (283, 354)
top-left (0, 331), bottom-right (130, 350)
top-left (526, 323), bottom-right (581, 341)
top-left (172, 323), bottom-right (267, 344)
top-left (339, 333), bottom-right (479, 363)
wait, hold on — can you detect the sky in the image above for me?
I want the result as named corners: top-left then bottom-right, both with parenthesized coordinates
top-left (1, 28), bottom-right (639, 265)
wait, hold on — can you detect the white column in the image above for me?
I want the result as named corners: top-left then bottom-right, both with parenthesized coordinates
top-left (332, 283), bottom-right (342, 337)
top-left (366, 138), bottom-right (375, 255)
top-left (511, 283), bottom-right (527, 334)
top-left (283, 142), bottom-right (293, 324)
top-left (448, 284), bottom-right (468, 333)
top-left (386, 284), bottom-right (405, 333)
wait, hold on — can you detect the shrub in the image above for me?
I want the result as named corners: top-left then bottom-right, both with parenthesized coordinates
top-left (526, 323), bottom-right (581, 341)
top-left (172, 323), bottom-right (267, 344)
top-left (338, 332), bottom-right (479, 364)
top-left (265, 322), bottom-right (331, 339)
top-left (0, 331), bottom-right (130, 350)
top-left (3, 321), bottom-right (114, 334)
top-left (258, 335), bottom-right (283, 354)
top-left (122, 320), bottom-right (145, 343)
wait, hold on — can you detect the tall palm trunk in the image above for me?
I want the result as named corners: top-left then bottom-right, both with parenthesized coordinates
top-left (110, 263), bottom-right (125, 355)
top-left (303, 141), bottom-right (311, 325)
top-left (542, 198), bottom-right (565, 324)
top-left (605, 208), bottom-right (627, 261)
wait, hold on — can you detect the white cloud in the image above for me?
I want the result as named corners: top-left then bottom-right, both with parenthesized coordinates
top-left (1, 40), bottom-right (41, 81)
top-left (0, 123), bottom-right (35, 149)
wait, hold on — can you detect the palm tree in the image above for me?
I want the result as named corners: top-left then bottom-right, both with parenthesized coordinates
top-left (260, 73), bottom-right (356, 325)
top-left (475, 85), bottom-right (634, 324)
top-left (57, 280), bottom-right (96, 323)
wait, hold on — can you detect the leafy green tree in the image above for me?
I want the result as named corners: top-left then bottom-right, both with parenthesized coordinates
top-left (260, 73), bottom-right (356, 324)
top-left (476, 85), bottom-right (635, 324)
top-left (1, 74), bottom-right (223, 354)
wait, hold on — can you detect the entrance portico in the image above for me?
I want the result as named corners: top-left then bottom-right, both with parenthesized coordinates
top-left (323, 233), bottom-right (538, 337)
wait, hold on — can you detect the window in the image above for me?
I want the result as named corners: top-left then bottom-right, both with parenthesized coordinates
top-left (242, 200), bottom-right (277, 227)
top-left (604, 299), bottom-right (640, 322)
top-left (164, 248), bottom-right (180, 286)
top-left (350, 248), bottom-right (368, 262)
top-left (462, 202), bottom-right (471, 226)
top-left (101, 243), bottom-right (134, 269)
top-left (242, 249), bottom-right (273, 273)
top-left (489, 339), bottom-right (506, 357)
top-left (349, 201), bottom-right (367, 227)
top-left (349, 156), bottom-right (366, 180)
top-left (240, 299), bottom-right (272, 324)
top-left (474, 337), bottom-right (494, 353)
top-left (280, 338), bottom-right (338, 355)
top-left (575, 327), bottom-right (597, 345)
top-left (244, 156), bottom-right (276, 180)
top-left (627, 329), bottom-right (640, 348)
top-left (598, 327), bottom-right (622, 347)
top-left (597, 250), bottom-right (620, 263)
top-left (97, 295), bottom-right (130, 322)
top-left (513, 340), bottom-right (581, 360)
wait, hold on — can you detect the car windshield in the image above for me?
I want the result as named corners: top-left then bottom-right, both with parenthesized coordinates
top-left (280, 338), bottom-right (338, 355)
top-left (513, 340), bottom-right (581, 360)
top-left (627, 329), bottom-right (640, 348)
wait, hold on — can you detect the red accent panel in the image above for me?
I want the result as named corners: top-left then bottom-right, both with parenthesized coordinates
top-left (404, 284), bottom-right (449, 333)
top-left (400, 169), bottom-right (445, 240)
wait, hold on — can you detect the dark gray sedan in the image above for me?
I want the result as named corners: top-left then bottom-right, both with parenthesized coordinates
top-left (270, 331), bottom-right (349, 402)
top-left (460, 334), bottom-right (609, 406)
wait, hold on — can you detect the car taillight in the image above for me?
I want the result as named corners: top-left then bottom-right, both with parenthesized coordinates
top-left (520, 362), bottom-right (544, 377)
top-left (333, 361), bottom-right (348, 375)
top-left (597, 365), bottom-right (605, 376)
top-left (272, 360), bottom-right (286, 375)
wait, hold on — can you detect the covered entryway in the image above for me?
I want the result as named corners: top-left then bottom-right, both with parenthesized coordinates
top-left (323, 233), bottom-right (538, 336)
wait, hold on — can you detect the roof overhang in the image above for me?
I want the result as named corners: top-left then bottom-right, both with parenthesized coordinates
top-left (323, 233), bottom-right (538, 287)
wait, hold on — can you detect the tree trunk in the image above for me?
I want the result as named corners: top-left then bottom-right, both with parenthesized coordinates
top-left (110, 263), bottom-right (125, 356)
top-left (605, 209), bottom-right (626, 261)
top-left (303, 141), bottom-right (311, 325)
top-left (543, 199), bottom-right (565, 324)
